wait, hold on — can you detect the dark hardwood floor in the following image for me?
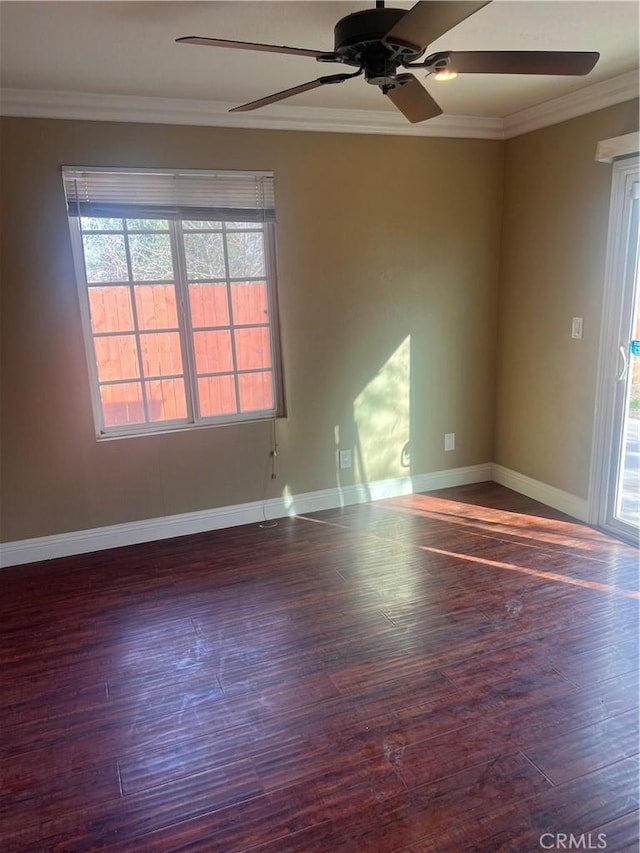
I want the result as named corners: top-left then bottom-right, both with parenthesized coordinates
top-left (1, 482), bottom-right (638, 852)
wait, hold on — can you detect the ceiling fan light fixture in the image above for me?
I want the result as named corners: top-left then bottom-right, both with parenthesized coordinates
top-left (433, 69), bottom-right (458, 81)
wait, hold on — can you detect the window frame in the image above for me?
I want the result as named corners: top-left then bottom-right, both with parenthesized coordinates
top-left (65, 171), bottom-right (285, 440)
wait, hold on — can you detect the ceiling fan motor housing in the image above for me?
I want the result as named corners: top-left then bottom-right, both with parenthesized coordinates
top-left (333, 8), bottom-right (425, 86)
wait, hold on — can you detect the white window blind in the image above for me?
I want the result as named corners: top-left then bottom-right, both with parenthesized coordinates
top-left (62, 167), bottom-right (276, 222)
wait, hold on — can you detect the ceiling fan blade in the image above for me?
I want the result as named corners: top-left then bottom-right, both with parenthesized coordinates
top-left (176, 36), bottom-right (331, 60)
top-left (230, 74), bottom-right (351, 112)
top-left (446, 50), bottom-right (600, 76)
top-left (384, 1), bottom-right (491, 51)
top-left (386, 74), bottom-right (443, 124)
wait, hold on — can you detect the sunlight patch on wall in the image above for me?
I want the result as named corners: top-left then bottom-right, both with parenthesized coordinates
top-left (282, 483), bottom-right (295, 515)
top-left (353, 335), bottom-right (411, 483)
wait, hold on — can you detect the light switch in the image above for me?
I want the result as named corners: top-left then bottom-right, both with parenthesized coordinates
top-left (571, 317), bottom-right (583, 339)
top-left (339, 449), bottom-right (352, 469)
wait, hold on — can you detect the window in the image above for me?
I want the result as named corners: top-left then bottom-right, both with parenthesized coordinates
top-left (63, 168), bottom-right (285, 438)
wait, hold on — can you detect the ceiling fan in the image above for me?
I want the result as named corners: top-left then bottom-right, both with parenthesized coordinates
top-left (176, 0), bottom-right (600, 124)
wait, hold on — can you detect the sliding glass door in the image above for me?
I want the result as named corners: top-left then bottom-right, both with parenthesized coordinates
top-left (591, 156), bottom-right (639, 544)
top-left (616, 271), bottom-right (639, 530)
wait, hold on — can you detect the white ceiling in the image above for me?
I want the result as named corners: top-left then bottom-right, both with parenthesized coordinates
top-left (0, 1), bottom-right (638, 131)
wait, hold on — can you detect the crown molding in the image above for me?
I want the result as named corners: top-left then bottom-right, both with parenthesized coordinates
top-left (502, 70), bottom-right (639, 139)
top-left (1, 70), bottom-right (637, 140)
top-left (0, 87), bottom-right (503, 139)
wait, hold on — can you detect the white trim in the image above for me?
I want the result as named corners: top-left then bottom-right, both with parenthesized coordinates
top-left (595, 132), bottom-right (640, 164)
top-left (502, 71), bottom-right (639, 139)
top-left (491, 464), bottom-right (589, 522)
top-left (2, 462), bottom-right (602, 568)
top-left (1, 70), bottom-right (637, 139)
top-left (0, 88), bottom-right (503, 139)
top-left (0, 463), bottom-right (492, 568)
top-left (411, 463), bottom-right (493, 494)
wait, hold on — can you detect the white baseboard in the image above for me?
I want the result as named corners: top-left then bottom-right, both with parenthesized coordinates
top-left (412, 463), bottom-right (493, 494)
top-left (0, 463), bottom-right (492, 568)
top-left (491, 464), bottom-right (589, 522)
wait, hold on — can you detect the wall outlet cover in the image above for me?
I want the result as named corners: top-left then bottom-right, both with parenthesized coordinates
top-left (339, 449), bottom-right (352, 469)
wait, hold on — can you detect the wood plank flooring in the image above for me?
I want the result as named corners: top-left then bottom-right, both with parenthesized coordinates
top-left (1, 482), bottom-right (638, 852)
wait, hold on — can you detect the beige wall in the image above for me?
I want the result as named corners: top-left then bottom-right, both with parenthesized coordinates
top-left (494, 100), bottom-right (639, 500)
top-left (0, 117), bottom-right (503, 541)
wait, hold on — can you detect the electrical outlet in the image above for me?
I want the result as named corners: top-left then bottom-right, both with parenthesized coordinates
top-left (444, 433), bottom-right (455, 452)
top-left (339, 449), bottom-right (352, 469)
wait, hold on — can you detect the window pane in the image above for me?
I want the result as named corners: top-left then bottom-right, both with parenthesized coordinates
top-left (227, 231), bottom-right (265, 278)
top-left (129, 233), bottom-right (174, 281)
top-left (194, 330), bottom-right (233, 374)
top-left (88, 286), bottom-right (133, 333)
top-left (100, 383), bottom-right (145, 427)
top-left (140, 332), bottom-right (183, 376)
top-left (238, 372), bottom-right (274, 412)
top-left (81, 217), bottom-right (123, 231)
top-left (146, 378), bottom-right (187, 421)
top-left (183, 220), bottom-right (222, 230)
top-left (235, 327), bottom-right (271, 370)
top-left (225, 221), bottom-right (262, 230)
top-left (126, 219), bottom-right (169, 231)
top-left (184, 232), bottom-right (225, 279)
top-left (94, 335), bottom-right (139, 381)
top-left (198, 375), bottom-right (237, 416)
top-left (231, 282), bottom-right (268, 325)
top-left (135, 285), bottom-right (178, 330)
top-left (189, 283), bottom-right (229, 328)
top-left (82, 234), bottom-right (128, 282)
